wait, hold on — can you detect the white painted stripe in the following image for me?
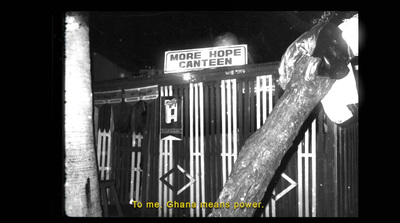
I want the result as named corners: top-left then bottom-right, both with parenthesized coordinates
top-left (271, 189), bottom-right (276, 217)
top-left (268, 75), bottom-right (273, 114)
top-left (164, 86), bottom-right (168, 98)
top-left (130, 152), bottom-right (136, 202)
top-left (298, 143), bottom-right (303, 217)
top-left (169, 140), bottom-right (173, 217)
top-left (99, 131), bottom-right (106, 180)
top-left (189, 83), bottom-right (194, 217)
top-left (311, 120), bottom-right (317, 217)
top-left (199, 82), bottom-right (206, 217)
top-left (221, 80), bottom-right (226, 185)
top-left (227, 80), bottom-right (232, 176)
top-left (108, 130), bottom-right (112, 180)
top-left (163, 140), bottom-right (167, 217)
top-left (262, 76), bottom-right (267, 123)
top-left (137, 151), bottom-right (142, 202)
top-left (195, 83), bottom-right (200, 217)
top-left (169, 86), bottom-right (174, 217)
top-left (305, 129), bottom-right (309, 217)
top-left (96, 129), bottom-right (101, 172)
top-left (256, 76), bottom-right (261, 129)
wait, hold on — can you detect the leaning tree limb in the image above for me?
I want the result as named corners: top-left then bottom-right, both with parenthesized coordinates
top-left (210, 21), bottom-right (352, 217)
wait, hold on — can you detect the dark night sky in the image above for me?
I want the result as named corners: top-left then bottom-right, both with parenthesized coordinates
top-left (88, 11), bottom-right (354, 74)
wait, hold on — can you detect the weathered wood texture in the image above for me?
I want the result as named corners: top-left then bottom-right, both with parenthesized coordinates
top-left (210, 55), bottom-right (336, 217)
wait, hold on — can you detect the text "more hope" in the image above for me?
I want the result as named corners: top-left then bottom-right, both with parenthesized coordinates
top-left (170, 49), bottom-right (242, 61)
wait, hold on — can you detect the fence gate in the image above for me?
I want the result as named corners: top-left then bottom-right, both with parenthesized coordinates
top-left (156, 74), bottom-right (284, 217)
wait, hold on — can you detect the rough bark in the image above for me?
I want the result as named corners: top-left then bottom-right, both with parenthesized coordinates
top-left (210, 55), bottom-right (335, 217)
top-left (64, 11), bottom-right (102, 217)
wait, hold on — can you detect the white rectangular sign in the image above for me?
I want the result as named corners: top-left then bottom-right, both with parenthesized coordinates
top-left (164, 44), bottom-right (247, 73)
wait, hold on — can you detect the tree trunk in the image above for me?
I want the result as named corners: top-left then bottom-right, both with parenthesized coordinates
top-left (64, 11), bottom-right (102, 217)
top-left (210, 55), bottom-right (335, 217)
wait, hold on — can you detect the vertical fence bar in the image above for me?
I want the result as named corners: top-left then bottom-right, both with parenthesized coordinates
top-left (101, 133), bottom-right (105, 180)
top-left (221, 80), bottom-right (226, 185)
top-left (103, 134), bottom-right (107, 180)
top-left (158, 87), bottom-right (164, 217)
top-left (298, 142), bottom-right (303, 217)
top-left (232, 79), bottom-right (238, 162)
top-left (107, 109), bottom-right (113, 181)
top-left (102, 134), bottom-right (107, 180)
top-left (137, 151), bottom-right (142, 202)
top-left (163, 140), bottom-right (167, 217)
top-left (243, 78), bottom-right (249, 142)
top-left (249, 78), bottom-right (255, 133)
top-left (97, 129), bottom-right (102, 177)
top-left (261, 76), bottom-right (267, 124)
top-left (158, 86), bottom-right (176, 217)
top-left (107, 130), bottom-right (112, 180)
top-left (268, 75), bottom-right (273, 114)
top-left (189, 83), bottom-right (194, 217)
top-left (168, 86), bottom-right (174, 217)
top-left (271, 194), bottom-right (276, 217)
top-left (163, 88), bottom-right (168, 217)
top-left (344, 126), bottom-right (348, 217)
top-left (169, 139), bottom-right (173, 217)
top-left (183, 84), bottom-right (190, 217)
top-left (264, 204), bottom-right (269, 217)
top-left (304, 129), bottom-right (309, 217)
top-left (199, 82), bottom-right (206, 217)
top-left (194, 83), bottom-right (200, 217)
top-left (130, 152), bottom-right (136, 202)
top-left (263, 76), bottom-right (268, 123)
top-left (311, 120), bottom-right (317, 217)
top-left (256, 76), bottom-right (261, 129)
top-left (227, 80), bottom-right (232, 176)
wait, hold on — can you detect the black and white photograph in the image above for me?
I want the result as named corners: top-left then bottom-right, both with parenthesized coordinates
top-left (59, 11), bottom-right (359, 217)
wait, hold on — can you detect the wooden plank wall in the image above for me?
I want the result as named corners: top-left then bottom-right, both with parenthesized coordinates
top-left (93, 62), bottom-right (358, 217)
top-left (337, 120), bottom-right (358, 217)
top-left (154, 75), bottom-right (278, 217)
